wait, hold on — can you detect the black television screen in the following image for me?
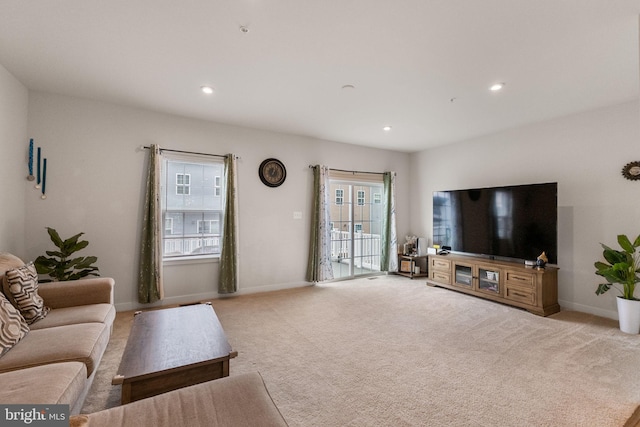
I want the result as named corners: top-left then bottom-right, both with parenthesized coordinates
top-left (433, 182), bottom-right (557, 264)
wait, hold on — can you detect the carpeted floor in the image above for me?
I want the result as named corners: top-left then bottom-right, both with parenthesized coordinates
top-left (82, 275), bottom-right (640, 426)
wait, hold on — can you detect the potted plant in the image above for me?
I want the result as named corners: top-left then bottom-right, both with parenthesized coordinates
top-left (594, 234), bottom-right (640, 334)
top-left (34, 227), bottom-right (100, 281)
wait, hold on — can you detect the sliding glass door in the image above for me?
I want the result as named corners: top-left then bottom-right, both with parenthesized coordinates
top-left (329, 180), bottom-right (384, 279)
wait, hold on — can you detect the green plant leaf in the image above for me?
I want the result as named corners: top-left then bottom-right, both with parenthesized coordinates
top-left (71, 240), bottom-right (89, 253)
top-left (618, 234), bottom-right (635, 253)
top-left (602, 246), bottom-right (626, 265)
top-left (74, 256), bottom-right (99, 269)
top-left (596, 283), bottom-right (611, 295)
top-left (633, 234), bottom-right (640, 248)
top-left (45, 250), bottom-right (64, 258)
top-left (47, 227), bottom-right (63, 249)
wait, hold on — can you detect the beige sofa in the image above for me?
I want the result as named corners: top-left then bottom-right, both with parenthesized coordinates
top-left (0, 252), bottom-right (115, 415)
top-left (72, 372), bottom-right (288, 427)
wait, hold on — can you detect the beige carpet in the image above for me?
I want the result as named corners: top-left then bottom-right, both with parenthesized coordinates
top-left (82, 275), bottom-right (640, 426)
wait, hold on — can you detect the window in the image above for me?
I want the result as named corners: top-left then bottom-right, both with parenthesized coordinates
top-left (335, 189), bottom-right (344, 205)
top-left (355, 223), bottom-right (363, 233)
top-left (197, 219), bottom-right (218, 234)
top-left (373, 193), bottom-right (381, 204)
top-left (214, 176), bottom-right (221, 196)
top-left (176, 173), bottom-right (191, 195)
top-left (162, 154), bottom-right (225, 258)
top-left (357, 190), bottom-right (365, 206)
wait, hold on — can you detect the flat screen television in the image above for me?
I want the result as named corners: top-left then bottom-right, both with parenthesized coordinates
top-left (432, 182), bottom-right (557, 264)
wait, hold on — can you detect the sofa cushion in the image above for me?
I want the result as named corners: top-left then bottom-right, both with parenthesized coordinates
top-left (0, 361), bottom-right (87, 405)
top-left (79, 372), bottom-right (288, 427)
top-left (0, 292), bottom-right (29, 357)
top-left (29, 303), bottom-right (116, 330)
top-left (0, 322), bottom-right (109, 376)
top-left (0, 252), bottom-right (25, 286)
top-left (3, 263), bottom-right (50, 325)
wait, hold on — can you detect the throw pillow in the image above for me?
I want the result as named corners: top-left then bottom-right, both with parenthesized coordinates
top-left (3, 263), bottom-right (50, 325)
top-left (0, 292), bottom-right (29, 357)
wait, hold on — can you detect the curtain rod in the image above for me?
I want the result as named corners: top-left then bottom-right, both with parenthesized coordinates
top-left (142, 145), bottom-right (236, 159)
top-left (308, 165), bottom-right (387, 176)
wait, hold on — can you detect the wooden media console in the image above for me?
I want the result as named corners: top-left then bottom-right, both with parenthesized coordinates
top-left (426, 254), bottom-right (560, 316)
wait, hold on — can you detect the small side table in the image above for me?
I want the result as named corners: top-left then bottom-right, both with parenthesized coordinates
top-left (396, 255), bottom-right (429, 279)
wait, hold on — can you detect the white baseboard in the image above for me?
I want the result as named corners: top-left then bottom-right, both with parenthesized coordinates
top-left (558, 299), bottom-right (618, 321)
top-left (115, 281), bottom-right (311, 312)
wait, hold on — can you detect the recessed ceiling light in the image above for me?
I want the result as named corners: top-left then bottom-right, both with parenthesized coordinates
top-left (201, 86), bottom-right (214, 95)
top-left (383, 126), bottom-right (392, 131)
top-left (489, 83), bottom-right (505, 92)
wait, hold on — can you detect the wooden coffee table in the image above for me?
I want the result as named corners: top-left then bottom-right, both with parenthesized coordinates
top-left (112, 303), bottom-right (235, 404)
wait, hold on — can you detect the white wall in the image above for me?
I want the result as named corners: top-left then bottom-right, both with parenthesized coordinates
top-left (0, 64), bottom-right (28, 254)
top-left (25, 92), bottom-right (411, 311)
top-left (410, 100), bottom-right (640, 319)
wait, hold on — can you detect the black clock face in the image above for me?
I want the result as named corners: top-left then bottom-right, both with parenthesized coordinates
top-left (259, 158), bottom-right (286, 187)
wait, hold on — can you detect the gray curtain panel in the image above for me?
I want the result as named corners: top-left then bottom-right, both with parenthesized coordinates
top-left (138, 144), bottom-right (164, 303)
top-left (381, 171), bottom-right (398, 272)
top-left (306, 165), bottom-right (334, 282)
top-left (219, 154), bottom-right (238, 294)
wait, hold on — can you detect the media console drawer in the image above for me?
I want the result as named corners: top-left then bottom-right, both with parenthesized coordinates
top-left (505, 270), bottom-right (535, 288)
top-left (430, 270), bottom-right (451, 284)
top-left (430, 258), bottom-right (451, 271)
top-left (505, 286), bottom-right (536, 305)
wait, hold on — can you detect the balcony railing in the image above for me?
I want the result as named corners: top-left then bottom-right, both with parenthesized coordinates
top-left (164, 235), bottom-right (221, 257)
top-left (331, 230), bottom-right (381, 271)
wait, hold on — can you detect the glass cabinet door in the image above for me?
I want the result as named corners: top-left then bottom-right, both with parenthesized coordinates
top-left (478, 267), bottom-right (500, 294)
top-left (454, 264), bottom-right (473, 288)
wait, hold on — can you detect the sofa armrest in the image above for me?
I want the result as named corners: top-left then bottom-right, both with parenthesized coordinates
top-left (38, 277), bottom-right (115, 309)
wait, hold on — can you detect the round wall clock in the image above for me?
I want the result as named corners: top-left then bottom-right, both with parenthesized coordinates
top-left (622, 161), bottom-right (640, 181)
top-left (259, 158), bottom-right (287, 187)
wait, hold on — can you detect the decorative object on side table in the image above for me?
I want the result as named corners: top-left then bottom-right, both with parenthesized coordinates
top-left (34, 227), bottom-right (100, 281)
top-left (594, 234), bottom-right (640, 334)
top-left (403, 235), bottom-right (417, 255)
top-left (258, 158), bottom-right (286, 187)
top-left (621, 161), bottom-right (640, 181)
top-left (536, 251), bottom-right (548, 269)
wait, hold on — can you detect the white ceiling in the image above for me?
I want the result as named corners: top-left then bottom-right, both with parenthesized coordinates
top-left (1, 1), bottom-right (639, 153)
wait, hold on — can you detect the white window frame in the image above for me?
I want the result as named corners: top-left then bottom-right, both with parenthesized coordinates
top-left (373, 193), bottom-right (382, 204)
top-left (357, 190), bottom-right (365, 206)
top-left (335, 189), bottom-right (344, 205)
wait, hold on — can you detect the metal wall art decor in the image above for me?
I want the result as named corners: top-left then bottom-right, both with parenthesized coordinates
top-left (621, 161), bottom-right (640, 181)
top-left (27, 139), bottom-right (48, 199)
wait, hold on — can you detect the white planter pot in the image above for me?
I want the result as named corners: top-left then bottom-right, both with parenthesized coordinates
top-left (616, 297), bottom-right (640, 334)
